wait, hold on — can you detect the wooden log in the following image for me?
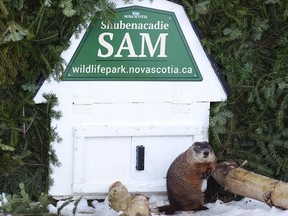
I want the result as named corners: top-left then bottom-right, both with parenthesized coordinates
top-left (108, 181), bottom-right (131, 211)
top-left (212, 161), bottom-right (288, 209)
top-left (124, 194), bottom-right (150, 216)
top-left (108, 181), bottom-right (151, 216)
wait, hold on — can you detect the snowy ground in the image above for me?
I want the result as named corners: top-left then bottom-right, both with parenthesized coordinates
top-left (1, 193), bottom-right (288, 215)
top-left (47, 195), bottom-right (287, 216)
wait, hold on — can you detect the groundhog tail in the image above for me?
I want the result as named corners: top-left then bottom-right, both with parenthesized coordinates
top-left (158, 205), bottom-right (178, 215)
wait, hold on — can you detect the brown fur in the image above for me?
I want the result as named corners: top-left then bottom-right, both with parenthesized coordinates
top-left (159, 142), bottom-right (216, 214)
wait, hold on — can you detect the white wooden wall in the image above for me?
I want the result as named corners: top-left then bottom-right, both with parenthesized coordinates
top-left (34, 0), bottom-right (227, 198)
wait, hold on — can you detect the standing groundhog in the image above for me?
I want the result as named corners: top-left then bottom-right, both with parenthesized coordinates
top-left (159, 141), bottom-right (216, 214)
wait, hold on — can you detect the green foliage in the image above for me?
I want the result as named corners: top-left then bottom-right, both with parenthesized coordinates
top-left (72, 196), bottom-right (83, 215)
top-left (0, 183), bottom-right (57, 215)
top-left (0, 184), bottom-right (84, 215)
top-left (55, 196), bottom-right (83, 216)
top-left (59, 0), bottom-right (77, 17)
top-left (1, 21), bottom-right (29, 44)
top-left (56, 197), bottom-right (74, 215)
top-left (0, 92), bottom-right (61, 198)
top-left (180, 0), bottom-right (288, 180)
top-left (0, 0), bottom-right (115, 198)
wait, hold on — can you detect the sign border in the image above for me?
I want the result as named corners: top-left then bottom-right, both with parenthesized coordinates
top-left (63, 6), bottom-right (203, 82)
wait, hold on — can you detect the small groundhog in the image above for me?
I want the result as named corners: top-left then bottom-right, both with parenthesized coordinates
top-left (158, 141), bottom-right (216, 214)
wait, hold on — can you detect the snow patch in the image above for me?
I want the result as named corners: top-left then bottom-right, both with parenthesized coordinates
top-left (50, 196), bottom-right (288, 216)
top-left (1, 193), bottom-right (288, 216)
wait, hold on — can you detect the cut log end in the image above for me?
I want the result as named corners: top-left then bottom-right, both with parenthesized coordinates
top-left (108, 181), bottom-right (131, 212)
top-left (125, 194), bottom-right (150, 216)
top-left (212, 161), bottom-right (288, 210)
top-left (212, 161), bottom-right (239, 189)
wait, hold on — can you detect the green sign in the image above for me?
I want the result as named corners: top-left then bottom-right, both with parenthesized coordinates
top-left (64, 6), bottom-right (202, 81)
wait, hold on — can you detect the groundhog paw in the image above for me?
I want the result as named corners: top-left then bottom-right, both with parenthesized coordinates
top-left (206, 168), bottom-right (212, 176)
top-left (200, 169), bottom-right (212, 179)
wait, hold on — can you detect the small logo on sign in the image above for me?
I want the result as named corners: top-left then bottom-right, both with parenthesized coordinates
top-left (124, 11), bottom-right (148, 19)
top-left (132, 11), bottom-right (140, 16)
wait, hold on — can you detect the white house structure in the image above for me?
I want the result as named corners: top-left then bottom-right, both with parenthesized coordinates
top-left (34, 0), bottom-right (229, 198)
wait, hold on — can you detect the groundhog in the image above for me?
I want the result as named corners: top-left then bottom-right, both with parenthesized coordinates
top-left (158, 141), bottom-right (216, 214)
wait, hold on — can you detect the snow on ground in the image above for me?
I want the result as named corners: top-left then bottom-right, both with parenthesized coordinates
top-left (48, 195), bottom-right (287, 216)
top-left (1, 192), bottom-right (288, 215)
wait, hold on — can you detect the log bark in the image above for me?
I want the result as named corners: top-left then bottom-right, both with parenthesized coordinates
top-left (212, 161), bottom-right (288, 210)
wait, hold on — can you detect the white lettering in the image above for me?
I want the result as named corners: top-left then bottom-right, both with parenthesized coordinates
top-left (100, 20), bottom-right (169, 30)
top-left (97, 33), bottom-right (114, 58)
top-left (114, 33), bottom-right (138, 57)
top-left (139, 33), bottom-right (168, 57)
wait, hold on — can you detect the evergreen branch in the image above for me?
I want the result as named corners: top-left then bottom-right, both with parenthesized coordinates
top-left (57, 197), bottom-right (73, 215)
top-left (72, 196), bottom-right (83, 215)
top-left (0, 0), bottom-right (8, 17)
top-left (33, 33), bottom-right (59, 42)
top-left (22, 113), bottom-right (36, 134)
top-left (35, 6), bottom-right (46, 39)
top-left (97, 0), bottom-right (116, 23)
top-left (27, 4), bottom-right (44, 32)
top-left (0, 50), bottom-right (16, 75)
top-left (59, 0), bottom-right (76, 17)
top-left (218, 117), bottom-right (234, 160)
top-left (221, 0), bottom-right (241, 24)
